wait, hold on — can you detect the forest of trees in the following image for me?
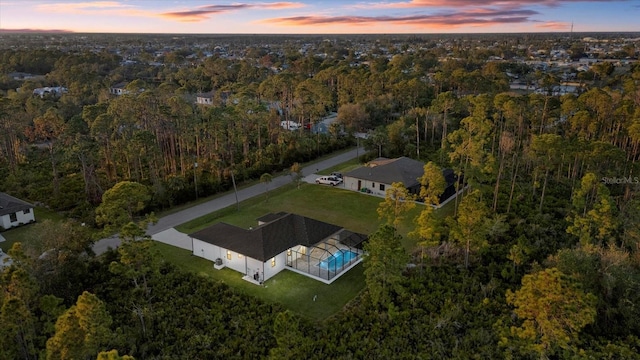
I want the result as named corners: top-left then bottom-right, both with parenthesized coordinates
top-left (2, 33), bottom-right (640, 359)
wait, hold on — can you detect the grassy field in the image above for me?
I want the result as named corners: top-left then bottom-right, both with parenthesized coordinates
top-left (0, 207), bottom-right (65, 252)
top-left (153, 241), bottom-right (365, 321)
top-left (166, 167), bottom-right (449, 321)
top-left (175, 181), bottom-right (426, 249)
top-left (153, 146), bottom-right (360, 219)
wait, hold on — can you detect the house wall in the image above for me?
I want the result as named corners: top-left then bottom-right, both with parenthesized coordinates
top-left (0, 214), bottom-right (10, 230)
top-left (197, 97), bottom-right (212, 105)
top-left (263, 251), bottom-right (287, 281)
top-left (290, 245), bottom-right (306, 259)
top-left (246, 257), bottom-right (263, 282)
top-left (0, 209), bottom-right (35, 230)
top-left (343, 177), bottom-right (390, 197)
top-left (192, 238), bottom-right (221, 262)
top-left (192, 239), bottom-right (246, 275)
top-left (224, 249), bottom-right (246, 274)
top-left (110, 88), bottom-right (130, 96)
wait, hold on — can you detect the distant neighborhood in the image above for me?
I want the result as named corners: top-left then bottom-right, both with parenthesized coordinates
top-left (5, 33), bottom-right (638, 106)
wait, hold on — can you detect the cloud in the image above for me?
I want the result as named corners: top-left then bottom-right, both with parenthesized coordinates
top-left (262, 8), bottom-right (540, 29)
top-left (535, 21), bottom-right (571, 29)
top-left (380, 0), bottom-right (629, 8)
top-left (33, 1), bottom-right (304, 23)
top-left (159, 2), bottom-right (304, 22)
top-left (35, 1), bottom-right (151, 17)
top-left (36, 1), bottom-right (134, 12)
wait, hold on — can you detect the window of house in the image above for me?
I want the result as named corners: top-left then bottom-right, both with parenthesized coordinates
top-left (23, 208), bottom-right (31, 214)
top-left (271, 257), bottom-right (276, 267)
top-left (372, 182), bottom-right (375, 187)
top-left (287, 249), bottom-right (291, 256)
top-left (380, 184), bottom-right (386, 191)
top-left (9, 213), bottom-right (17, 222)
top-left (300, 246), bottom-right (307, 255)
top-left (226, 250), bottom-right (232, 260)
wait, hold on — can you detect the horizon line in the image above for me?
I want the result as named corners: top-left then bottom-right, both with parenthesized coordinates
top-left (2, 29), bottom-right (640, 36)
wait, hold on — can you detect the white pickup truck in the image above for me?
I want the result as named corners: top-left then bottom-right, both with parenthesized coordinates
top-left (315, 175), bottom-right (343, 186)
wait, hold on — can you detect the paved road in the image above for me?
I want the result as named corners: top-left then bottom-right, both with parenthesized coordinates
top-left (92, 147), bottom-right (364, 254)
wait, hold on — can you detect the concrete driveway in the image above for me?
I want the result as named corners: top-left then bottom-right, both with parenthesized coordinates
top-left (151, 228), bottom-right (191, 250)
top-left (92, 147), bottom-right (364, 255)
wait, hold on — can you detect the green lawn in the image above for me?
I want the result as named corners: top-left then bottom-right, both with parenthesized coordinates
top-left (176, 182), bottom-right (425, 248)
top-left (162, 160), bottom-right (459, 321)
top-left (435, 195), bottom-right (459, 220)
top-left (0, 207), bottom-right (65, 252)
top-left (155, 146), bottom-right (360, 219)
top-left (153, 241), bottom-right (365, 321)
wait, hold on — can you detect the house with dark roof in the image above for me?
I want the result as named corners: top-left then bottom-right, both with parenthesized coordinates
top-left (343, 157), bottom-right (459, 205)
top-left (190, 212), bottom-right (367, 284)
top-left (0, 193), bottom-right (35, 230)
top-left (109, 82), bottom-right (129, 96)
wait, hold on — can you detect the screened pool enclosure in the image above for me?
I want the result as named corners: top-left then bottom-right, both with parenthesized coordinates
top-left (286, 230), bottom-right (366, 282)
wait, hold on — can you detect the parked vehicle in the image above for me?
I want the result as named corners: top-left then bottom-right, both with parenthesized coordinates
top-left (316, 175), bottom-right (342, 186)
top-left (330, 172), bottom-right (343, 179)
top-left (280, 120), bottom-right (302, 131)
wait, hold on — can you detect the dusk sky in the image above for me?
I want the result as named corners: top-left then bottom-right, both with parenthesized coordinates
top-left (1, 0), bottom-right (638, 34)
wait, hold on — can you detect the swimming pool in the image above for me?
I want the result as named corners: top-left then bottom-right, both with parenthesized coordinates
top-left (318, 250), bottom-right (359, 271)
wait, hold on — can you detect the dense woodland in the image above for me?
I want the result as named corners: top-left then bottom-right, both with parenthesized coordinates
top-left (2, 33), bottom-right (640, 359)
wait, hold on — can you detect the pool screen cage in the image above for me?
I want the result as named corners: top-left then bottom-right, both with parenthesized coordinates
top-left (286, 230), bottom-right (366, 281)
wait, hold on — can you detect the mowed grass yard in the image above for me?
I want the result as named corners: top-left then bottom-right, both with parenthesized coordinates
top-left (0, 207), bottom-right (65, 252)
top-left (153, 241), bottom-right (364, 321)
top-left (176, 182), bottom-right (427, 249)
top-left (169, 182), bottom-right (397, 321)
top-left (166, 181), bottom-right (459, 321)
